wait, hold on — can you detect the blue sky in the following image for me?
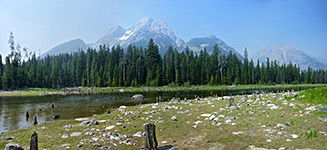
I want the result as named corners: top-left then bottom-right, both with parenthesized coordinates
top-left (0, 0), bottom-right (326, 58)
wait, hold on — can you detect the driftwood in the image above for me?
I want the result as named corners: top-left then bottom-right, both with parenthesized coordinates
top-left (144, 123), bottom-right (158, 150)
top-left (30, 131), bottom-right (38, 150)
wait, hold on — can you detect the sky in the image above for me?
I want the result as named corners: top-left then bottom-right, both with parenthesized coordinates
top-left (0, 0), bottom-right (326, 59)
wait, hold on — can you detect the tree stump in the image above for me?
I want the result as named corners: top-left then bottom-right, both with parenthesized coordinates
top-left (30, 131), bottom-right (38, 150)
top-left (229, 97), bottom-right (235, 106)
top-left (33, 116), bottom-right (38, 125)
top-left (144, 123), bottom-right (158, 150)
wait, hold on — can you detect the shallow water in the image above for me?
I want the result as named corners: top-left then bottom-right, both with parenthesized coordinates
top-left (0, 86), bottom-right (312, 133)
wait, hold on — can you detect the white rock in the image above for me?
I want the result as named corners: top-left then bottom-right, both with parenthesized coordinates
top-left (200, 114), bottom-right (211, 117)
top-left (209, 115), bottom-right (216, 120)
top-left (276, 123), bottom-right (286, 128)
top-left (286, 139), bottom-right (292, 142)
top-left (232, 131), bottom-right (243, 135)
top-left (71, 132), bottom-right (83, 136)
top-left (106, 125), bottom-right (115, 130)
top-left (61, 134), bottom-right (69, 138)
top-left (161, 141), bottom-right (168, 144)
top-left (291, 134), bottom-right (299, 139)
top-left (194, 121), bottom-right (203, 125)
top-left (267, 139), bottom-right (272, 142)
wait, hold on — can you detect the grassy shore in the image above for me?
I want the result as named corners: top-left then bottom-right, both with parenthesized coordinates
top-left (1, 87), bottom-right (326, 149)
top-left (0, 84), bottom-right (324, 97)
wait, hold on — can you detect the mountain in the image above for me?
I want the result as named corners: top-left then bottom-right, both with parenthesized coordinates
top-left (186, 35), bottom-right (243, 59)
top-left (41, 38), bottom-right (87, 57)
top-left (92, 17), bottom-right (181, 55)
top-left (251, 43), bottom-right (327, 70)
top-left (42, 17), bottom-right (242, 58)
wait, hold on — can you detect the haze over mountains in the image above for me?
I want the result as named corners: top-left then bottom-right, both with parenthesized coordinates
top-left (251, 43), bottom-right (327, 70)
top-left (42, 17), bottom-right (326, 70)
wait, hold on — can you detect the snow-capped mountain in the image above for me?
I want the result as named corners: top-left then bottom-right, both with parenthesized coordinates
top-left (42, 17), bottom-right (242, 58)
top-left (251, 43), bottom-right (327, 70)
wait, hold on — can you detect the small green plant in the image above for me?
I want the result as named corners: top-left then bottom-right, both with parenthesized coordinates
top-left (305, 129), bottom-right (317, 139)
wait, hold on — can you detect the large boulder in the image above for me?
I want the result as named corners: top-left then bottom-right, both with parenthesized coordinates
top-left (79, 118), bottom-right (99, 126)
top-left (5, 143), bottom-right (24, 150)
top-left (131, 94), bottom-right (145, 100)
top-left (169, 97), bottom-right (181, 104)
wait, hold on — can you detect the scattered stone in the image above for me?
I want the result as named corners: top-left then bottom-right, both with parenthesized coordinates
top-left (80, 118), bottom-right (99, 126)
top-left (225, 116), bottom-right (236, 120)
top-left (171, 116), bottom-right (178, 121)
top-left (131, 94), bottom-right (145, 100)
top-left (5, 136), bottom-right (15, 140)
top-left (286, 139), bottom-right (292, 142)
top-left (194, 121), bottom-right (203, 125)
top-left (200, 114), bottom-right (211, 117)
top-left (286, 121), bottom-right (292, 126)
top-left (71, 132), bottom-right (83, 136)
top-left (232, 131), bottom-right (243, 135)
top-left (75, 118), bottom-right (90, 121)
top-left (248, 117), bottom-right (258, 120)
top-left (133, 132), bottom-right (145, 137)
top-left (78, 144), bottom-right (83, 147)
top-left (276, 123), bottom-right (286, 128)
top-left (53, 114), bottom-right (60, 119)
top-left (291, 134), bottom-right (299, 139)
top-left (317, 115), bottom-right (326, 121)
top-left (161, 141), bottom-right (168, 144)
top-left (93, 143), bottom-right (102, 147)
top-left (266, 139), bottom-right (272, 142)
top-left (169, 97), bottom-right (181, 104)
top-left (5, 143), bottom-right (24, 150)
top-left (61, 134), bottom-right (69, 138)
top-left (64, 124), bottom-right (72, 129)
top-left (319, 131), bottom-right (327, 136)
top-left (61, 143), bottom-right (71, 147)
top-left (245, 130), bottom-right (256, 133)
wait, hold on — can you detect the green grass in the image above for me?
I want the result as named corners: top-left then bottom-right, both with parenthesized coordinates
top-left (297, 86), bottom-right (327, 105)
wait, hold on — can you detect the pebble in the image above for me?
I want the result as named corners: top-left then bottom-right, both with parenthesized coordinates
top-left (71, 132), bottom-right (83, 136)
top-left (266, 139), bottom-right (272, 142)
top-left (5, 136), bottom-right (15, 140)
top-left (200, 114), bottom-right (211, 117)
top-left (93, 143), bottom-right (102, 147)
top-left (106, 125), bottom-right (115, 130)
top-left (161, 141), bottom-right (168, 144)
top-left (171, 116), bottom-right (177, 121)
top-left (62, 134), bottom-right (69, 138)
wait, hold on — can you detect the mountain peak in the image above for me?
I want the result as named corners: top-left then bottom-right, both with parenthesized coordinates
top-left (208, 35), bottom-right (217, 39)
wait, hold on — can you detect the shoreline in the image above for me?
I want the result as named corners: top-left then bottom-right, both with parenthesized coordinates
top-left (0, 84), bottom-right (324, 97)
top-left (1, 86), bottom-right (326, 149)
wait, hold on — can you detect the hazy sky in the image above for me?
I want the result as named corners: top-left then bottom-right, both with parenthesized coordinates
top-left (0, 0), bottom-right (326, 58)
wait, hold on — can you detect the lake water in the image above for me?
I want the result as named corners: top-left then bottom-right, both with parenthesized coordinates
top-left (0, 86), bottom-right (313, 133)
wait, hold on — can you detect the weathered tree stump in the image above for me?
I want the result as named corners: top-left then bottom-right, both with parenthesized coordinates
top-left (229, 97), bottom-right (235, 106)
top-left (30, 131), bottom-right (38, 150)
top-left (144, 123), bottom-right (158, 150)
top-left (51, 104), bottom-right (54, 108)
top-left (33, 116), bottom-right (38, 125)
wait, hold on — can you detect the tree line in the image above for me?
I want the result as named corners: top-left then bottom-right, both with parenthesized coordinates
top-left (1, 32), bottom-right (326, 89)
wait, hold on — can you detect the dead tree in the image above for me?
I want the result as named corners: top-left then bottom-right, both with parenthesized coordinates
top-left (144, 123), bottom-right (158, 150)
top-left (33, 116), bottom-right (38, 125)
top-left (30, 131), bottom-right (38, 150)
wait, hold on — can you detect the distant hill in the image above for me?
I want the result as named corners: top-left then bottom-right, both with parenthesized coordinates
top-left (41, 39), bottom-right (87, 58)
top-left (251, 43), bottom-right (327, 70)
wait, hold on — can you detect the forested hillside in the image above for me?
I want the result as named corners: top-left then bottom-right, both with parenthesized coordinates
top-left (1, 33), bottom-right (326, 89)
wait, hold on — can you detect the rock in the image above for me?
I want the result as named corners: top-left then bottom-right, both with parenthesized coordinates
top-left (286, 121), bottom-right (292, 126)
top-left (102, 146), bottom-right (108, 149)
top-left (79, 118), bottom-right (99, 126)
top-left (291, 134), bottom-right (299, 139)
top-left (62, 134), bottom-right (69, 138)
top-left (276, 123), bottom-right (286, 128)
top-left (225, 116), bottom-right (236, 120)
top-left (133, 132), bottom-right (145, 137)
top-left (53, 114), bottom-right (60, 119)
top-left (78, 144), bottom-right (83, 147)
top-left (61, 143), bottom-right (71, 147)
top-left (131, 94), bottom-right (145, 100)
top-left (317, 115), bottom-right (326, 121)
top-left (171, 116), bottom-right (177, 121)
top-left (71, 132), bottom-right (83, 136)
top-left (161, 141), bottom-right (168, 144)
top-left (319, 131), bottom-right (327, 136)
top-left (5, 136), bottom-right (15, 140)
top-left (169, 97), bottom-right (181, 104)
top-left (194, 121), bottom-right (203, 125)
top-left (64, 124), bottom-right (72, 129)
top-left (245, 130), bottom-right (256, 133)
top-left (200, 114), bottom-right (211, 117)
top-left (5, 143), bottom-right (24, 150)
top-left (116, 120), bottom-right (125, 125)
top-left (248, 117), bottom-right (258, 120)
top-left (106, 125), bottom-right (115, 130)
top-left (116, 106), bottom-right (127, 112)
